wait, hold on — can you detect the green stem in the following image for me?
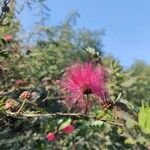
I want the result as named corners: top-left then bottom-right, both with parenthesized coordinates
top-left (16, 100), bottom-right (26, 114)
top-left (84, 94), bottom-right (90, 114)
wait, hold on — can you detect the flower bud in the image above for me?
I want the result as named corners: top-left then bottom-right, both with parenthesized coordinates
top-left (19, 91), bottom-right (32, 100)
top-left (46, 132), bottom-right (55, 142)
top-left (62, 125), bottom-right (75, 134)
top-left (15, 79), bottom-right (23, 86)
top-left (5, 99), bottom-right (19, 111)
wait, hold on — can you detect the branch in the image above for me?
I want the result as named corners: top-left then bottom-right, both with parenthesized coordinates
top-left (0, 0), bottom-right (11, 25)
top-left (6, 0), bottom-right (11, 5)
top-left (6, 112), bottom-right (124, 126)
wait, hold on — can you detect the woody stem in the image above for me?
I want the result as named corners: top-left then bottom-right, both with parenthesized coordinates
top-left (6, 112), bottom-right (124, 127)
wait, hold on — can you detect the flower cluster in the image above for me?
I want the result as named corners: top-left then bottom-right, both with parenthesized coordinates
top-left (4, 91), bottom-right (39, 112)
top-left (46, 124), bottom-right (75, 142)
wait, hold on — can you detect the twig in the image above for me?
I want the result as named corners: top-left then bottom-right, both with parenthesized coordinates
top-left (9, 112), bottom-right (92, 118)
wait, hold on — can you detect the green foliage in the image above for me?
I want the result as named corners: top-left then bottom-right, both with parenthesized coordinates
top-left (129, 61), bottom-right (150, 106)
top-left (104, 57), bottom-right (125, 101)
top-left (0, 98), bottom-right (5, 112)
top-left (138, 102), bottom-right (150, 134)
top-left (0, 1), bottom-right (20, 35)
top-left (59, 118), bottom-right (72, 130)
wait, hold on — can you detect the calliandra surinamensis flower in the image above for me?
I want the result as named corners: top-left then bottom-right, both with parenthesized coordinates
top-left (60, 63), bottom-right (108, 112)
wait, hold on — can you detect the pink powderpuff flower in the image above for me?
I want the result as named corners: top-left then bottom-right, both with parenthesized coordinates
top-left (62, 125), bottom-right (75, 134)
top-left (3, 35), bottom-right (12, 42)
top-left (46, 132), bottom-right (55, 142)
top-left (60, 63), bottom-right (108, 111)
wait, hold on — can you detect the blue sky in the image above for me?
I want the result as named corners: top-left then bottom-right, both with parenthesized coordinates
top-left (19, 0), bottom-right (150, 67)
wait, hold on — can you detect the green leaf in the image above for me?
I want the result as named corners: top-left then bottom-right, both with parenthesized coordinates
top-left (59, 118), bottom-right (72, 130)
top-left (138, 102), bottom-right (150, 134)
top-left (90, 120), bottom-right (104, 127)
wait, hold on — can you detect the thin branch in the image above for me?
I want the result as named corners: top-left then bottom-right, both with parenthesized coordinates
top-left (16, 100), bottom-right (26, 114)
top-left (6, 112), bottom-right (124, 126)
top-left (8, 112), bottom-right (92, 119)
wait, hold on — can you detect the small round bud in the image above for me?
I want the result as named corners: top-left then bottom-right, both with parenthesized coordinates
top-left (19, 91), bottom-right (32, 100)
top-left (46, 132), bottom-right (55, 142)
top-left (62, 125), bottom-right (75, 134)
top-left (31, 92), bottom-right (39, 99)
top-left (5, 99), bottom-right (19, 111)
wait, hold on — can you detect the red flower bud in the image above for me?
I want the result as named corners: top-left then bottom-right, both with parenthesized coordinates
top-left (62, 125), bottom-right (75, 134)
top-left (46, 132), bottom-right (55, 142)
top-left (15, 79), bottom-right (23, 85)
